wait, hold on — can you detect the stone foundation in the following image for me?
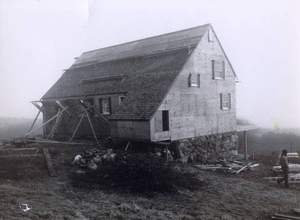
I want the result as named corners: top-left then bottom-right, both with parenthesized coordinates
top-left (169, 132), bottom-right (238, 164)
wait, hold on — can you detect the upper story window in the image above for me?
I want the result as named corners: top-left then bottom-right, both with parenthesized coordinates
top-left (212, 60), bottom-right (225, 80)
top-left (99, 97), bottom-right (111, 115)
top-left (188, 73), bottom-right (200, 87)
top-left (220, 93), bottom-right (231, 110)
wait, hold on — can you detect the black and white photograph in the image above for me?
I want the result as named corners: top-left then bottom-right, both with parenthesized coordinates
top-left (0, 0), bottom-right (300, 219)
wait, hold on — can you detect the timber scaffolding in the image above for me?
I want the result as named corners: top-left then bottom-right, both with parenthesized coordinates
top-left (27, 99), bottom-right (110, 143)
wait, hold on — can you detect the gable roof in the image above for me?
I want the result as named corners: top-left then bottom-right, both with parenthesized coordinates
top-left (70, 24), bottom-right (210, 69)
top-left (42, 23), bottom-right (236, 120)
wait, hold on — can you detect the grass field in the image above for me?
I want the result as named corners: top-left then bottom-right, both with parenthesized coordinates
top-left (1, 118), bottom-right (300, 219)
top-left (1, 142), bottom-right (300, 219)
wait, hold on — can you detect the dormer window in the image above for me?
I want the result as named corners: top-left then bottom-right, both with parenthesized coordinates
top-left (212, 60), bottom-right (225, 80)
top-left (188, 73), bottom-right (200, 87)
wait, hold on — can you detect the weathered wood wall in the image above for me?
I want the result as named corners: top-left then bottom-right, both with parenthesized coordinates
top-left (110, 121), bottom-right (150, 140)
top-left (151, 26), bottom-right (237, 142)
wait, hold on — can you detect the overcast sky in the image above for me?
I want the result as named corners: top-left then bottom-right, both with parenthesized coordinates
top-left (0, 0), bottom-right (299, 129)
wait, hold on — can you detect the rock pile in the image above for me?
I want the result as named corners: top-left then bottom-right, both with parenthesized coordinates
top-left (169, 132), bottom-right (238, 164)
top-left (72, 148), bottom-right (117, 170)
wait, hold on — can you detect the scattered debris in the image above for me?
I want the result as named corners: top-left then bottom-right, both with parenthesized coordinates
top-left (273, 164), bottom-right (300, 175)
top-left (72, 148), bottom-right (117, 170)
top-left (20, 204), bottom-right (32, 212)
top-left (194, 160), bottom-right (257, 173)
top-left (264, 173), bottom-right (300, 184)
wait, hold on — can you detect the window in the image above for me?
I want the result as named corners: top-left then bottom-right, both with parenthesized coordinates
top-left (212, 60), bottom-right (225, 79)
top-left (220, 93), bottom-right (231, 110)
top-left (189, 73), bottom-right (200, 87)
top-left (162, 110), bottom-right (169, 131)
top-left (99, 97), bottom-right (111, 115)
top-left (119, 96), bottom-right (125, 104)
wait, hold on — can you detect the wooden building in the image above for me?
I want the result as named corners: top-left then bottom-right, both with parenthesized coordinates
top-left (39, 23), bottom-right (239, 144)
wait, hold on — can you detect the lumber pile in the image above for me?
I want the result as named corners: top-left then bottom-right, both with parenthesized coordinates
top-left (273, 164), bottom-right (300, 174)
top-left (194, 161), bottom-right (259, 173)
top-left (265, 164), bottom-right (300, 185)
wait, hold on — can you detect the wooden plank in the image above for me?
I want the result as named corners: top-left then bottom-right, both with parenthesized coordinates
top-left (28, 139), bottom-right (90, 145)
top-left (43, 148), bottom-right (57, 177)
top-left (0, 148), bottom-right (38, 151)
top-left (0, 154), bottom-right (41, 158)
top-left (31, 101), bottom-right (44, 113)
top-left (48, 109), bottom-right (62, 139)
top-left (28, 110), bottom-right (41, 133)
top-left (236, 162), bottom-right (251, 174)
top-left (84, 109), bottom-right (99, 143)
top-left (273, 214), bottom-right (300, 220)
top-left (70, 111), bottom-right (86, 141)
top-left (55, 101), bottom-right (71, 116)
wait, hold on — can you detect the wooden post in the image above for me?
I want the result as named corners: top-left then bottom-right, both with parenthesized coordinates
top-left (48, 109), bottom-right (63, 139)
top-left (244, 131), bottom-right (247, 160)
top-left (70, 111), bottom-right (86, 142)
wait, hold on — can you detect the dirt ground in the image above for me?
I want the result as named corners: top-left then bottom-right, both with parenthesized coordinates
top-left (1, 142), bottom-right (300, 220)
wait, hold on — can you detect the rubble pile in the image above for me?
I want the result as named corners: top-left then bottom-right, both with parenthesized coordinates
top-left (72, 148), bottom-right (117, 170)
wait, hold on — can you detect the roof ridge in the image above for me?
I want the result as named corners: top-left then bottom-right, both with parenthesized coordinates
top-left (70, 45), bottom-right (196, 69)
top-left (81, 23), bottom-right (211, 55)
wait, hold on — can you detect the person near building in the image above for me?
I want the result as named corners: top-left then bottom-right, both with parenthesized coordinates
top-left (277, 149), bottom-right (289, 187)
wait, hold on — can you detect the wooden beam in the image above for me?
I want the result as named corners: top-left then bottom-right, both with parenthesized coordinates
top-left (31, 101), bottom-right (44, 113)
top-left (28, 110), bottom-right (41, 133)
top-left (236, 162), bottom-right (251, 174)
top-left (273, 214), bottom-right (300, 220)
top-left (28, 139), bottom-right (91, 145)
top-left (48, 109), bottom-right (63, 139)
top-left (84, 108), bottom-right (99, 143)
top-left (69, 111), bottom-right (86, 142)
top-left (24, 107), bottom-right (68, 137)
top-left (55, 100), bottom-right (71, 116)
top-left (79, 100), bottom-right (110, 125)
top-left (0, 154), bottom-right (42, 158)
top-left (43, 148), bottom-right (57, 177)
